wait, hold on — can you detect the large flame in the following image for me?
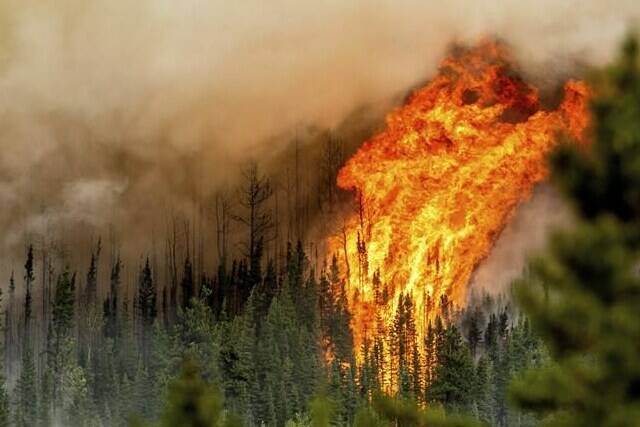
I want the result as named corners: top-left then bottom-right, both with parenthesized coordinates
top-left (328, 41), bottom-right (590, 369)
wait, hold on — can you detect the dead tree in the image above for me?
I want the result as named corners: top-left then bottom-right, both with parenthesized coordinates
top-left (214, 190), bottom-right (232, 266)
top-left (232, 162), bottom-right (275, 282)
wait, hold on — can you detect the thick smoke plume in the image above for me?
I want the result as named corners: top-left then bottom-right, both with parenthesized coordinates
top-left (0, 0), bottom-right (638, 271)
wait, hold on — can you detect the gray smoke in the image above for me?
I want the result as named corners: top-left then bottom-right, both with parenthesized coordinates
top-left (0, 0), bottom-right (638, 270)
top-left (469, 185), bottom-right (573, 297)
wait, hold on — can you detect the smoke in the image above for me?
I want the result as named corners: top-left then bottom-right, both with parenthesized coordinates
top-left (0, 0), bottom-right (638, 264)
top-left (469, 185), bottom-right (573, 297)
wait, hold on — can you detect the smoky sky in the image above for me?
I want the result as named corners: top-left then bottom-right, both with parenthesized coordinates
top-left (0, 0), bottom-right (638, 263)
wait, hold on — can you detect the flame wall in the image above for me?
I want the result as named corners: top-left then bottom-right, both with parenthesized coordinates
top-left (328, 41), bottom-right (591, 365)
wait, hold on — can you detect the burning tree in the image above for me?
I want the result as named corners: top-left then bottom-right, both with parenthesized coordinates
top-left (328, 40), bottom-right (591, 386)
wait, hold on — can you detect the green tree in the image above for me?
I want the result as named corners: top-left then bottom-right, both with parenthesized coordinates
top-left (328, 394), bottom-right (482, 427)
top-left (510, 35), bottom-right (640, 426)
top-left (473, 356), bottom-right (493, 425)
top-left (429, 325), bottom-right (475, 414)
top-left (158, 357), bottom-right (241, 427)
top-left (0, 288), bottom-right (10, 427)
top-left (14, 347), bottom-right (37, 427)
top-left (138, 258), bottom-right (157, 363)
top-left (49, 269), bottom-right (76, 410)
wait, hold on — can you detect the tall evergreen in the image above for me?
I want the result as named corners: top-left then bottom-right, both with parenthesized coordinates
top-left (15, 347), bottom-right (37, 427)
top-left (510, 35), bottom-right (640, 426)
top-left (22, 245), bottom-right (35, 347)
top-left (158, 357), bottom-right (239, 427)
top-left (137, 258), bottom-right (157, 363)
top-left (5, 272), bottom-right (16, 380)
top-left (49, 269), bottom-right (76, 412)
top-left (0, 288), bottom-right (10, 427)
top-left (429, 324), bottom-right (475, 413)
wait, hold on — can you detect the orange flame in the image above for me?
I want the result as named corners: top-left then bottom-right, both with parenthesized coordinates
top-left (328, 41), bottom-right (590, 372)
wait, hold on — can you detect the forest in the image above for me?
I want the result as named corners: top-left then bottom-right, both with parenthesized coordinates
top-left (1, 25), bottom-right (640, 427)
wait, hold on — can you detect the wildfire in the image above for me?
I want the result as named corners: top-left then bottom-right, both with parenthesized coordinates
top-left (328, 41), bottom-right (591, 372)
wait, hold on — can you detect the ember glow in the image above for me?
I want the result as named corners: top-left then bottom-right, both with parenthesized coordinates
top-left (328, 41), bottom-right (591, 371)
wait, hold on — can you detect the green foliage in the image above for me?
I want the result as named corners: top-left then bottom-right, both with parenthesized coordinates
top-left (0, 376), bottom-right (8, 427)
top-left (510, 35), bottom-right (640, 427)
top-left (15, 347), bottom-right (37, 427)
top-left (308, 394), bottom-right (333, 427)
top-left (361, 394), bottom-right (483, 427)
top-left (52, 269), bottom-right (75, 338)
top-left (429, 324), bottom-right (475, 413)
top-left (138, 258), bottom-right (157, 324)
top-left (0, 289), bottom-right (10, 427)
top-left (158, 357), bottom-right (239, 427)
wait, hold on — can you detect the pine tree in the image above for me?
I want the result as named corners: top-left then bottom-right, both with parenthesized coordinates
top-left (429, 325), bottom-right (475, 414)
top-left (473, 356), bottom-right (493, 425)
top-left (510, 36), bottom-right (640, 426)
top-left (158, 357), bottom-right (241, 427)
top-left (49, 269), bottom-right (76, 411)
top-left (0, 288), bottom-right (10, 427)
top-left (138, 258), bottom-right (157, 322)
top-left (15, 347), bottom-right (37, 427)
top-left (137, 258), bottom-right (157, 363)
top-left (5, 272), bottom-right (16, 381)
top-left (37, 362), bottom-right (52, 427)
top-left (465, 308), bottom-right (482, 358)
top-left (359, 394), bottom-right (483, 427)
top-left (22, 245), bottom-right (35, 350)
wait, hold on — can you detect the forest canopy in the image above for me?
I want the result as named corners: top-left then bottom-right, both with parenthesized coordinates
top-left (1, 31), bottom-right (640, 427)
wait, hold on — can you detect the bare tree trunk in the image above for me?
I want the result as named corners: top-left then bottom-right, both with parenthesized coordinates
top-left (341, 224), bottom-right (351, 286)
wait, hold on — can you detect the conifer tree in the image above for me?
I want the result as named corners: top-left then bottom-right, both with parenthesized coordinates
top-left (158, 357), bottom-right (241, 427)
top-left (0, 289), bottom-right (10, 427)
top-left (510, 36), bottom-right (640, 426)
top-left (349, 394), bottom-right (483, 427)
top-left (473, 356), bottom-right (493, 425)
top-left (15, 347), bottom-right (37, 427)
top-left (5, 272), bottom-right (16, 381)
top-left (181, 256), bottom-right (194, 309)
top-left (465, 308), bottom-right (482, 358)
top-left (137, 258), bottom-right (157, 363)
top-left (37, 366), bottom-right (52, 427)
top-left (22, 245), bottom-right (35, 349)
top-left (138, 258), bottom-right (157, 323)
top-left (49, 269), bottom-right (75, 411)
top-left (429, 325), bottom-right (475, 414)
